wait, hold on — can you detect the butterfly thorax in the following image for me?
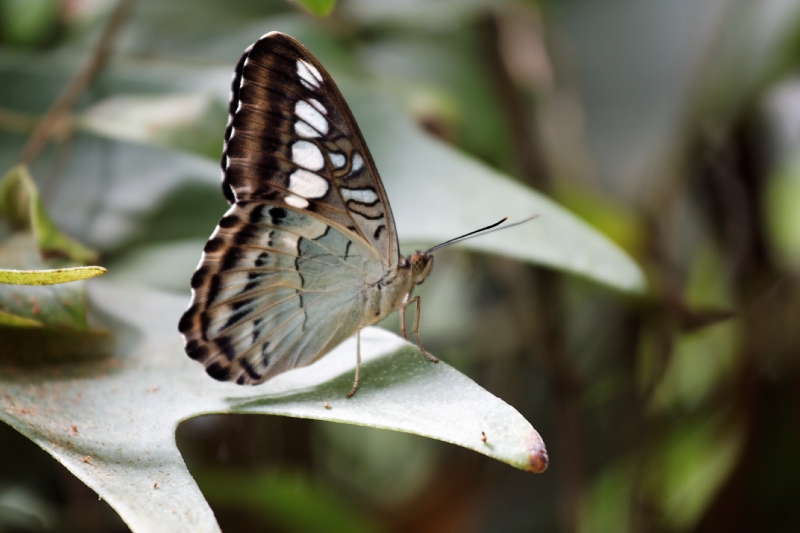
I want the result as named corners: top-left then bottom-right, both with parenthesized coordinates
top-left (360, 251), bottom-right (433, 327)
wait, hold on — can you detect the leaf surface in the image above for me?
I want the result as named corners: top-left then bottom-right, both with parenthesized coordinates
top-left (0, 282), bottom-right (547, 533)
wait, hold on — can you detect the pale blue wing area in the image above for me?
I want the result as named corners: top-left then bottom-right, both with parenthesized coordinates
top-left (179, 202), bottom-right (380, 384)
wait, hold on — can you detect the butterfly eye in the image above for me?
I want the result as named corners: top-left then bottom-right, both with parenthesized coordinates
top-left (411, 253), bottom-right (433, 284)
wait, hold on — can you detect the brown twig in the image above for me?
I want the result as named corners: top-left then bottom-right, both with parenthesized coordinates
top-left (17, 0), bottom-right (137, 166)
top-left (483, 12), bottom-right (587, 533)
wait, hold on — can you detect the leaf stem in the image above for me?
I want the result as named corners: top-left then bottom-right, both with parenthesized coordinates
top-left (17, 0), bottom-right (137, 166)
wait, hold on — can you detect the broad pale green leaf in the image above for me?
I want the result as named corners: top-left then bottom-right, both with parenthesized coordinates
top-left (340, 81), bottom-right (646, 293)
top-left (0, 282), bottom-right (548, 533)
top-left (0, 266), bottom-right (107, 285)
top-left (79, 93), bottom-right (228, 160)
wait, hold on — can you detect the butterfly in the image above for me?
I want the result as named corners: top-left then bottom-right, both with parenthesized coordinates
top-left (178, 32), bottom-right (442, 397)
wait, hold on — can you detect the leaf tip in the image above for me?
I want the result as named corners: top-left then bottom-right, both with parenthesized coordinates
top-left (86, 266), bottom-right (108, 278)
top-left (526, 429), bottom-right (549, 473)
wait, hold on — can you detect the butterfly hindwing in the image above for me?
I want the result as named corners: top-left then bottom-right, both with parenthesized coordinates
top-left (180, 203), bottom-right (376, 384)
top-left (222, 32), bottom-right (399, 269)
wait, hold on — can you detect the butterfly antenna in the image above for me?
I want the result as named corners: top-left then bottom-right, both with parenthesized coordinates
top-left (426, 215), bottom-right (538, 253)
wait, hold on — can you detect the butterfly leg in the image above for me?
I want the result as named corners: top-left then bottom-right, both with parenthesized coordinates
top-left (346, 328), bottom-right (362, 398)
top-left (400, 305), bottom-right (409, 340)
top-left (406, 296), bottom-right (439, 363)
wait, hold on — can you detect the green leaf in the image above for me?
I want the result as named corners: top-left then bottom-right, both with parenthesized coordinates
top-left (579, 461), bottom-right (634, 533)
top-left (294, 0), bottom-right (336, 17)
top-left (0, 235), bottom-right (91, 330)
top-left (79, 93), bottom-right (228, 161)
top-left (340, 80), bottom-right (646, 293)
top-left (193, 469), bottom-right (382, 533)
top-left (0, 165), bottom-right (97, 263)
top-left (764, 149), bottom-right (800, 271)
top-left (0, 266), bottom-right (107, 285)
top-left (0, 0), bottom-right (59, 46)
top-left (643, 416), bottom-right (746, 530)
top-left (0, 167), bottom-right (103, 330)
top-left (649, 243), bottom-right (739, 411)
top-left (0, 309), bottom-right (42, 327)
top-left (0, 282), bottom-right (548, 533)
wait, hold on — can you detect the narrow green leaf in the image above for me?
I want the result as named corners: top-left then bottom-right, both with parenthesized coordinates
top-left (0, 266), bottom-right (107, 285)
top-left (0, 309), bottom-right (43, 328)
top-left (644, 416), bottom-right (746, 530)
top-left (764, 150), bottom-right (800, 271)
top-left (294, 0), bottom-right (337, 17)
top-left (0, 235), bottom-right (90, 331)
top-left (0, 165), bottom-right (98, 263)
top-left (194, 469), bottom-right (381, 533)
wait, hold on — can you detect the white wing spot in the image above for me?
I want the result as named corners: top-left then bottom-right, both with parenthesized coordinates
top-left (297, 60), bottom-right (322, 89)
top-left (352, 153), bottom-right (364, 172)
top-left (341, 188), bottom-right (378, 204)
top-left (291, 141), bottom-right (324, 171)
top-left (305, 60), bottom-right (323, 82)
top-left (329, 152), bottom-right (345, 168)
top-left (295, 100), bottom-right (328, 136)
top-left (308, 98), bottom-right (326, 114)
top-left (289, 169), bottom-right (328, 199)
top-left (285, 194), bottom-right (309, 209)
top-left (295, 121), bottom-right (319, 138)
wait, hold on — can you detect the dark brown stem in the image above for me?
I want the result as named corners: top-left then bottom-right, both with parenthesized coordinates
top-left (482, 13), bottom-right (586, 533)
top-left (17, 0), bottom-right (137, 166)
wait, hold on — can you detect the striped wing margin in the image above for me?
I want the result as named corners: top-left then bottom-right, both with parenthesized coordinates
top-left (221, 31), bottom-right (399, 269)
top-left (179, 203), bottom-right (377, 384)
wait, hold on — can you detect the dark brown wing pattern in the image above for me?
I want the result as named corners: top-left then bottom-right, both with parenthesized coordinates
top-left (221, 32), bottom-right (398, 266)
top-left (179, 32), bottom-right (393, 385)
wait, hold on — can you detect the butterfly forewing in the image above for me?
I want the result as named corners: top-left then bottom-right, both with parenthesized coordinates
top-left (222, 32), bottom-right (398, 267)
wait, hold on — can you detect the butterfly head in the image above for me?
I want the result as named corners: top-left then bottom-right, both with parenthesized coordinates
top-left (408, 251), bottom-right (433, 285)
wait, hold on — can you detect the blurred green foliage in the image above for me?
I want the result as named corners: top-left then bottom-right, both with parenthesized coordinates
top-left (2, 0), bottom-right (800, 533)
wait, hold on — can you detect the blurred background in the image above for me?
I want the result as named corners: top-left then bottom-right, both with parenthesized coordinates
top-left (2, 0), bottom-right (800, 532)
